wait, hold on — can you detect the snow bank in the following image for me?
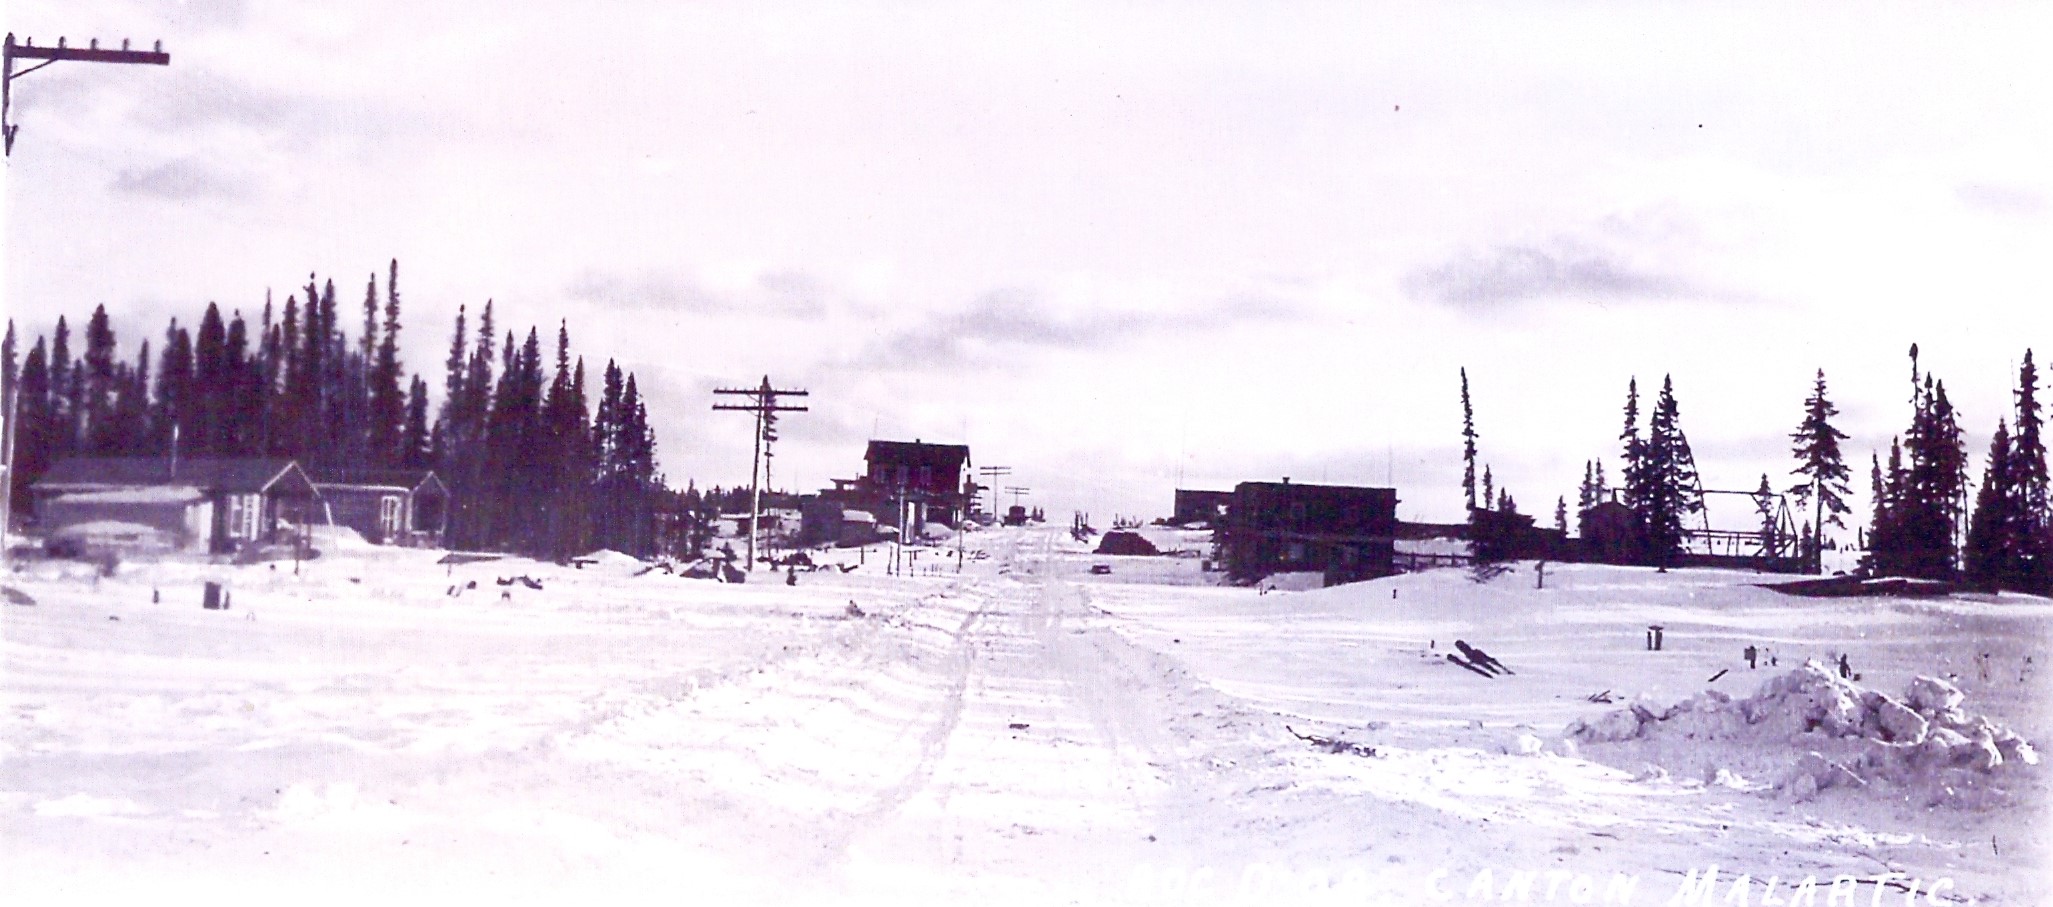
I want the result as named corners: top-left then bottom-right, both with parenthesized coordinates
top-left (305, 524), bottom-right (374, 552)
top-left (48, 520), bottom-right (177, 553)
top-left (580, 549), bottom-right (645, 568)
top-left (1094, 530), bottom-right (1160, 556)
top-left (1568, 661), bottom-right (2038, 807)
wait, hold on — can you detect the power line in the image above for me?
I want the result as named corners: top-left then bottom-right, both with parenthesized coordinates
top-left (712, 376), bottom-right (808, 571)
top-left (975, 465), bottom-right (1010, 521)
top-left (5, 33), bottom-right (170, 156)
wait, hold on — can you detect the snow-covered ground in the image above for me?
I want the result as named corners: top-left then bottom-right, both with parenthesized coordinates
top-left (3, 526), bottom-right (2048, 905)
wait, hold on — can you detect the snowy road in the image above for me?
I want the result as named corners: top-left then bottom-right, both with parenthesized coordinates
top-left (4, 526), bottom-right (2049, 904)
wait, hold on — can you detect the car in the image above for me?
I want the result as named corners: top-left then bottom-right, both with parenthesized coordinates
top-left (1089, 564), bottom-right (1112, 575)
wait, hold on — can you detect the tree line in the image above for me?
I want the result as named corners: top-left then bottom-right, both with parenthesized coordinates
top-left (1460, 344), bottom-right (2052, 594)
top-left (0, 260), bottom-right (722, 561)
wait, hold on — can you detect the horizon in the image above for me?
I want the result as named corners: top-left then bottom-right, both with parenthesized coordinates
top-left (5, 2), bottom-right (2049, 531)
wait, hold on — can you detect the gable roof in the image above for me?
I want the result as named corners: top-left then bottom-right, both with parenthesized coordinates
top-left (33, 458), bottom-right (320, 497)
top-left (308, 468), bottom-right (447, 495)
top-left (864, 440), bottom-right (971, 472)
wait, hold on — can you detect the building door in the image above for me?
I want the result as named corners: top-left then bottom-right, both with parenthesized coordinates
top-left (380, 495), bottom-right (404, 538)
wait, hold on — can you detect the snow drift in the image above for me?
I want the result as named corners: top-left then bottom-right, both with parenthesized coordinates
top-left (1568, 661), bottom-right (2038, 807)
top-left (1094, 530), bottom-right (1160, 556)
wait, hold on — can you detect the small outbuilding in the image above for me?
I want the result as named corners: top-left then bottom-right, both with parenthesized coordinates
top-left (1578, 500), bottom-right (1644, 565)
top-left (308, 469), bottom-right (450, 545)
top-left (31, 457), bottom-right (325, 555)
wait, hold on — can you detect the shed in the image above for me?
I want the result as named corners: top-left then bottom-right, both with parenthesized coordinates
top-left (309, 469), bottom-right (450, 545)
top-left (1578, 501), bottom-right (1643, 565)
top-left (32, 458), bottom-right (325, 555)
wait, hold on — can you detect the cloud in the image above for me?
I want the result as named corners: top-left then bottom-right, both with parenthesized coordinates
top-left (564, 269), bottom-right (826, 318)
top-left (838, 288), bottom-right (1302, 374)
top-left (109, 158), bottom-right (253, 200)
top-left (1956, 182), bottom-right (2048, 218)
top-left (1402, 240), bottom-right (1694, 309)
top-left (128, 68), bottom-right (427, 146)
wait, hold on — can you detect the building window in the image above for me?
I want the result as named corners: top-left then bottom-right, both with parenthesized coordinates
top-left (232, 493), bottom-right (261, 540)
top-left (1286, 542), bottom-right (1306, 562)
top-left (381, 495), bottom-right (404, 536)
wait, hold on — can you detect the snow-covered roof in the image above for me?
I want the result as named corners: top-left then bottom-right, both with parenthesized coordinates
top-left (33, 457), bottom-right (319, 497)
top-left (50, 486), bottom-right (206, 506)
top-left (308, 469), bottom-right (447, 496)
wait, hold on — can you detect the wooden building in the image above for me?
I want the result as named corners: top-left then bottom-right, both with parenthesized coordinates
top-left (1220, 480), bottom-right (1398, 586)
top-left (31, 457), bottom-right (325, 555)
top-left (858, 439), bottom-right (973, 530)
top-left (1171, 489), bottom-right (1232, 526)
top-left (309, 469), bottom-right (450, 545)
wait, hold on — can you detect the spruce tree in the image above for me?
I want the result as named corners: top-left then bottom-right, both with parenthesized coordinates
top-left (1619, 378), bottom-right (1645, 514)
top-left (369, 260), bottom-right (406, 467)
top-left (1788, 368), bottom-right (1852, 573)
top-left (13, 340), bottom-right (51, 503)
top-left (1459, 367), bottom-right (1478, 512)
top-left (155, 320), bottom-right (193, 454)
top-left (81, 306), bottom-right (119, 452)
top-left (49, 316), bottom-right (75, 458)
top-left (1966, 419), bottom-right (2019, 589)
top-left (225, 311), bottom-right (259, 455)
top-left (435, 304), bottom-right (467, 463)
top-left (194, 303), bottom-right (229, 456)
top-left (1875, 356), bottom-right (1968, 580)
top-left (2, 321), bottom-right (15, 410)
top-left (1639, 376), bottom-right (1702, 566)
top-left (402, 375), bottom-right (432, 470)
top-left (1754, 473), bottom-right (1781, 559)
top-left (2013, 351), bottom-right (2049, 590)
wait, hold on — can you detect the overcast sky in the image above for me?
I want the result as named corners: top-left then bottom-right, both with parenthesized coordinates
top-left (5, 1), bottom-right (2049, 530)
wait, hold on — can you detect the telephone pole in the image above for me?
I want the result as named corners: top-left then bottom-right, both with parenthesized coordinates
top-left (2, 32), bottom-right (168, 570)
top-left (712, 376), bottom-right (808, 571)
top-left (5, 34), bottom-right (170, 156)
top-left (976, 465), bottom-right (1010, 522)
top-left (1005, 486), bottom-right (1031, 520)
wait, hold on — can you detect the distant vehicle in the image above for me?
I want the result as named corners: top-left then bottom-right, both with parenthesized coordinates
top-left (1004, 505), bottom-right (1029, 526)
top-left (1090, 564), bottom-right (1112, 575)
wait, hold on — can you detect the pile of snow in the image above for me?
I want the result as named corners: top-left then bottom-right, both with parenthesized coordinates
top-left (580, 549), bottom-right (646, 568)
top-left (305, 524), bottom-right (375, 552)
top-left (1395, 536), bottom-right (1469, 556)
top-left (48, 520), bottom-right (177, 553)
top-left (1258, 571), bottom-right (1326, 592)
top-left (1569, 661), bottom-right (2038, 807)
top-left (1094, 530), bottom-right (1160, 556)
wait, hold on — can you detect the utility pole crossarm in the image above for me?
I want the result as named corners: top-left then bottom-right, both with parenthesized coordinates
top-left (5, 33), bottom-right (171, 156)
top-left (710, 376), bottom-right (809, 571)
top-left (8, 39), bottom-right (170, 66)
